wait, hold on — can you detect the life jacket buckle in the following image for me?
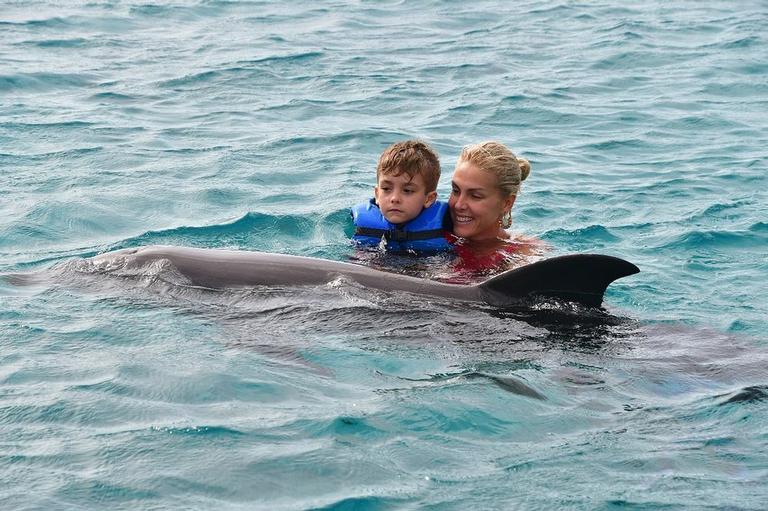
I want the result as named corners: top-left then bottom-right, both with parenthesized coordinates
top-left (389, 229), bottom-right (408, 242)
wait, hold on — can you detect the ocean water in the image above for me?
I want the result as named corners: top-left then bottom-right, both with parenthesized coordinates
top-left (1, 1), bottom-right (767, 509)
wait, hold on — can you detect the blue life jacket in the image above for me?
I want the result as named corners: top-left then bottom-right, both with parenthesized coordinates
top-left (350, 199), bottom-right (452, 253)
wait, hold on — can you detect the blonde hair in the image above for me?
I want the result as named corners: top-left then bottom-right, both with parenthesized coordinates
top-left (457, 141), bottom-right (531, 228)
top-left (377, 140), bottom-right (441, 192)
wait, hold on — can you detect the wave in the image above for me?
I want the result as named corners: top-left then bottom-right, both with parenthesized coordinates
top-left (87, 91), bottom-right (138, 102)
top-left (30, 38), bottom-right (89, 48)
top-left (543, 225), bottom-right (621, 244)
top-left (659, 228), bottom-right (768, 251)
top-left (0, 146), bottom-right (103, 161)
top-left (0, 16), bottom-right (72, 28)
top-left (0, 120), bottom-right (94, 130)
top-left (719, 385), bottom-right (768, 405)
top-left (158, 52), bottom-right (324, 88)
top-left (105, 210), bottom-right (352, 257)
top-left (0, 72), bottom-right (96, 92)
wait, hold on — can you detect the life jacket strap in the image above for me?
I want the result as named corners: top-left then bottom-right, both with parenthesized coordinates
top-left (354, 226), bottom-right (444, 242)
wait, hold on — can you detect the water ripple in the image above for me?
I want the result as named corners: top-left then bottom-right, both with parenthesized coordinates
top-left (2, 1), bottom-right (768, 508)
top-left (0, 72), bottom-right (96, 92)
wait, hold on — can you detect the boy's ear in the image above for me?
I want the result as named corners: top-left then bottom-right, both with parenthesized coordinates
top-left (423, 190), bottom-right (438, 208)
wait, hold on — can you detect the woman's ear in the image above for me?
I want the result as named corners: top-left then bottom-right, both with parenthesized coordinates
top-left (503, 194), bottom-right (516, 213)
top-left (423, 190), bottom-right (438, 208)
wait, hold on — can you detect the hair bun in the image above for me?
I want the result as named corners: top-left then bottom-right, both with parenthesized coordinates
top-left (517, 157), bottom-right (531, 181)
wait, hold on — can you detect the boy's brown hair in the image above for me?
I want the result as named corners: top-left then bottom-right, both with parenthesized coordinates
top-left (376, 140), bottom-right (441, 192)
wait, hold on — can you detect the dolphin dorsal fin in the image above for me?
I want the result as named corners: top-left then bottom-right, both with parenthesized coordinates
top-left (477, 254), bottom-right (640, 307)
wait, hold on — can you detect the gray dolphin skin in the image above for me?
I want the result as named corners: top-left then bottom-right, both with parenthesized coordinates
top-left (91, 245), bottom-right (639, 307)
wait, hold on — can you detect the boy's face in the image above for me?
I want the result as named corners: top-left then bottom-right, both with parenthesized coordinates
top-left (374, 171), bottom-right (437, 225)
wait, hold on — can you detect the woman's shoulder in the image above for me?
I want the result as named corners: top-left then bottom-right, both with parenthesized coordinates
top-left (445, 232), bottom-right (548, 280)
top-left (503, 233), bottom-right (547, 254)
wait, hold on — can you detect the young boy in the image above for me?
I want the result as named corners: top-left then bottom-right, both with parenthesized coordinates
top-left (351, 140), bottom-right (452, 253)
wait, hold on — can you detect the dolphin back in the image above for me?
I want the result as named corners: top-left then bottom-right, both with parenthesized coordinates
top-left (88, 246), bottom-right (637, 308)
top-left (477, 254), bottom-right (640, 308)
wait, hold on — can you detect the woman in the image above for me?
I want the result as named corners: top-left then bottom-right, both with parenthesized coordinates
top-left (446, 141), bottom-right (544, 276)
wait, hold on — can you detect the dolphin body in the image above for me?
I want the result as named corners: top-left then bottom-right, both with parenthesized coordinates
top-left (89, 245), bottom-right (639, 308)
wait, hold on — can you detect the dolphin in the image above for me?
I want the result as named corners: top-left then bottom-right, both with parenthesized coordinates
top-left (87, 245), bottom-right (639, 308)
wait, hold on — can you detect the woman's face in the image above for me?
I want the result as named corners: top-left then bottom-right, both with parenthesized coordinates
top-left (449, 161), bottom-right (515, 241)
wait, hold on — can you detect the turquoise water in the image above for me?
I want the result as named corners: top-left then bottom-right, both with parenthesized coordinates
top-left (2, 1), bottom-right (767, 509)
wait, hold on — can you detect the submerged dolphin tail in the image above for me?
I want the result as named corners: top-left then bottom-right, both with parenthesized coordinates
top-left (477, 254), bottom-right (640, 307)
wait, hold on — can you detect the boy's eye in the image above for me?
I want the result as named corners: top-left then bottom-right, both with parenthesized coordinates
top-left (472, 193), bottom-right (484, 199)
